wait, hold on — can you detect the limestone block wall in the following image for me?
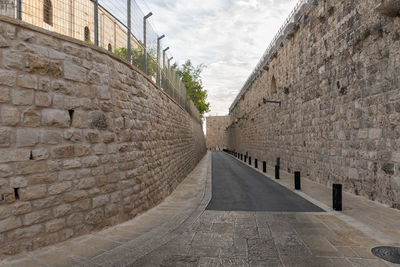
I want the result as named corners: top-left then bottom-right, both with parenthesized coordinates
top-left (227, 0), bottom-right (400, 208)
top-left (0, 16), bottom-right (206, 257)
top-left (206, 116), bottom-right (229, 150)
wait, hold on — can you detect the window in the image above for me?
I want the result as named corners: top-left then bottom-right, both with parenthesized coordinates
top-left (43, 0), bottom-right (53, 26)
top-left (108, 43), bottom-right (112, 52)
top-left (84, 26), bottom-right (90, 42)
top-left (271, 75), bottom-right (277, 93)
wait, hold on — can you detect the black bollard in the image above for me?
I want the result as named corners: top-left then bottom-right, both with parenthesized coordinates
top-left (249, 157), bottom-right (251, 165)
top-left (276, 157), bottom-right (280, 166)
top-left (263, 161), bottom-right (267, 173)
top-left (333, 184), bottom-right (342, 211)
top-left (294, 171), bottom-right (301, 190)
top-left (275, 165), bottom-right (280, 179)
top-left (241, 154), bottom-right (243, 160)
top-left (244, 156), bottom-right (247, 163)
top-left (255, 159), bottom-right (258, 169)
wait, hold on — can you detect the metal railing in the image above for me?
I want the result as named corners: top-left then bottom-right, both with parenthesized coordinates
top-left (0, 0), bottom-right (201, 122)
top-left (229, 0), bottom-right (313, 112)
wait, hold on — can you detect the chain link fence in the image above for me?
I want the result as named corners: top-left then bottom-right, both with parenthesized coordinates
top-left (0, 0), bottom-right (201, 122)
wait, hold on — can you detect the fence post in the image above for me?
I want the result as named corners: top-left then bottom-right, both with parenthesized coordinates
top-left (17, 0), bottom-right (22, 20)
top-left (156, 35), bottom-right (165, 87)
top-left (94, 0), bottom-right (98, 46)
top-left (143, 13), bottom-right (153, 75)
top-left (162, 47), bottom-right (169, 90)
top-left (127, 0), bottom-right (131, 62)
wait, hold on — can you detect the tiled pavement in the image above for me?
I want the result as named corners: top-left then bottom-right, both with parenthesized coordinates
top-left (2, 151), bottom-right (400, 266)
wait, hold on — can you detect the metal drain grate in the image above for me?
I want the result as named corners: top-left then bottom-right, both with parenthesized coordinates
top-left (371, 246), bottom-right (400, 264)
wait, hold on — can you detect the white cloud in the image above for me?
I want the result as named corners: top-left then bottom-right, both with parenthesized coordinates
top-left (137, 0), bottom-right (299, 116)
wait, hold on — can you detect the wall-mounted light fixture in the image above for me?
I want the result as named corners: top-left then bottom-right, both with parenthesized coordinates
top-left (263, 98), bottom-right (281, 107)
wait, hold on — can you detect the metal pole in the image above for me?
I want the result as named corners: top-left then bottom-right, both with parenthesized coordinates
top-left (168, 57), bottom-right (173, 97)
top-left (94, 0), bottom-right (99, 46)
top-left (162, 47), bottom-right (169, 90)
top-left (143, 12), bottom-right (153, 75)
top-left (127, 0), bottom-right (131, 62)
top-left (17, 0), bottom-right (22, 20)
top-left (156, 35), bottom-right (165, 87)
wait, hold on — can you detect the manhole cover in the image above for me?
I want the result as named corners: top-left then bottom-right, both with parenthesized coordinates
top-left (371, 246), bottom-right (400, 264)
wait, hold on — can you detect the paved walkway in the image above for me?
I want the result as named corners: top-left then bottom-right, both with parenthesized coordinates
top-left (2, 151), bottom-right (400, 266)
top-left (207, 152), bottom-right (323, 212)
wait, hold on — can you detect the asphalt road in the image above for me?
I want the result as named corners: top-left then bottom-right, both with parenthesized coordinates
top-left (206, 151), bottom-right (324, 212)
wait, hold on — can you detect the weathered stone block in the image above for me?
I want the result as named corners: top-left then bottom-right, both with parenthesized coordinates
top-left (45, 219), bottom-right (65, 233)
top-left (12, 89), bottom-right (34, 106)
top-left (16, 128), bottom-right (40, 147)
top-left (63, 190), bottom-right (88, 203)
top-left (7, 224), bottom-right (42, 241)
top-left (0, 164), bottom-right (13, 178)
top-left (105, 204), bottom-right (119, 218)
top-left (64, 61), bottom-right (87, 82)
top-left (72, 199), bottom-right (92, 211)
top-left (12, 202), bottom-right (32, 215)
top-left (85, 209), bottom-right (104, 225)
top-left (1, 106), bottom-right (19, 126)
top-left (10, 176), bottom-right (28, 188)
top-left (90, 112), bottom-right (108, 130)
top-left (51, 145), bottom-right (74, 158)
top-left (17, 75), bottom-right (37, 89)
top-left (48, 181), bottom-right (72, 195)
top-left (41, 130), bottom-right (62, 144)
top-left (92, 195), bottom-right (109, 208)
top-left (76, 84), bottom-right (96, 98)
top-left (0, 149), bottom-right (30, 163)
top-left (38, 78), bottom-right (50, 92)
top-left (63, 159), bottom-right (81, 169)
top-left (35, 93), bottom-right (52, 107)
top-left (369, 128), bottom-right (382, 139)
top-left (0, 128), bottom-right (11, 147)
top-left (0, 69), bottom-right (16, 87)
top-left (23, 209), bottom-right (52, 226)
top-left (32, 148), bottom-right (49, 160)
top-left (16, 161), bottom-right (47, 175)
top-left (84, 130), bottom-right (100, 143)
top-left (81, 156), bottom-right (100, 168)
top-left (0, 216), bottom-right (22, 233)
top-left (22, 109), bottom-right (41, 127)
top-left (66, 212), bottom-right (83, 226)
top-left (53, 204), bottom-right (72, 218)
top-left (76, 177), bottom-right (95, 189)
top-left (0, 87), bottom-right (10, 103)
top-left (19, 185), bottom-right (47, 201)
top-left (41, 109), bottom-right (70, 128)
top-left (0, 206), bottom-right (11, 220)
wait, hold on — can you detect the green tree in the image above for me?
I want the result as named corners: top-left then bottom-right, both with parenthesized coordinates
top-left (115, 47), bottom-right (157, 77)
top-left (175, 60), bottom-right (210, 117)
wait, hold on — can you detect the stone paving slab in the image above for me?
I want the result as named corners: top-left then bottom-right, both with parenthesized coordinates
top-left (2, 151), bottom-right (400, 266)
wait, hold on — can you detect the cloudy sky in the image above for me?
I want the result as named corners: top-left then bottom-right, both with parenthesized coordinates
top-left (134, 0), bottom-right (299, 116)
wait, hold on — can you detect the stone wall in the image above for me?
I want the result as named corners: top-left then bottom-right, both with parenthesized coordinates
top-left (226, 0), bottom-right (400, 208)
top-left (0, 16), bottom-right (206, 257)
top-left (206, 116), bottom-right (229, 150)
